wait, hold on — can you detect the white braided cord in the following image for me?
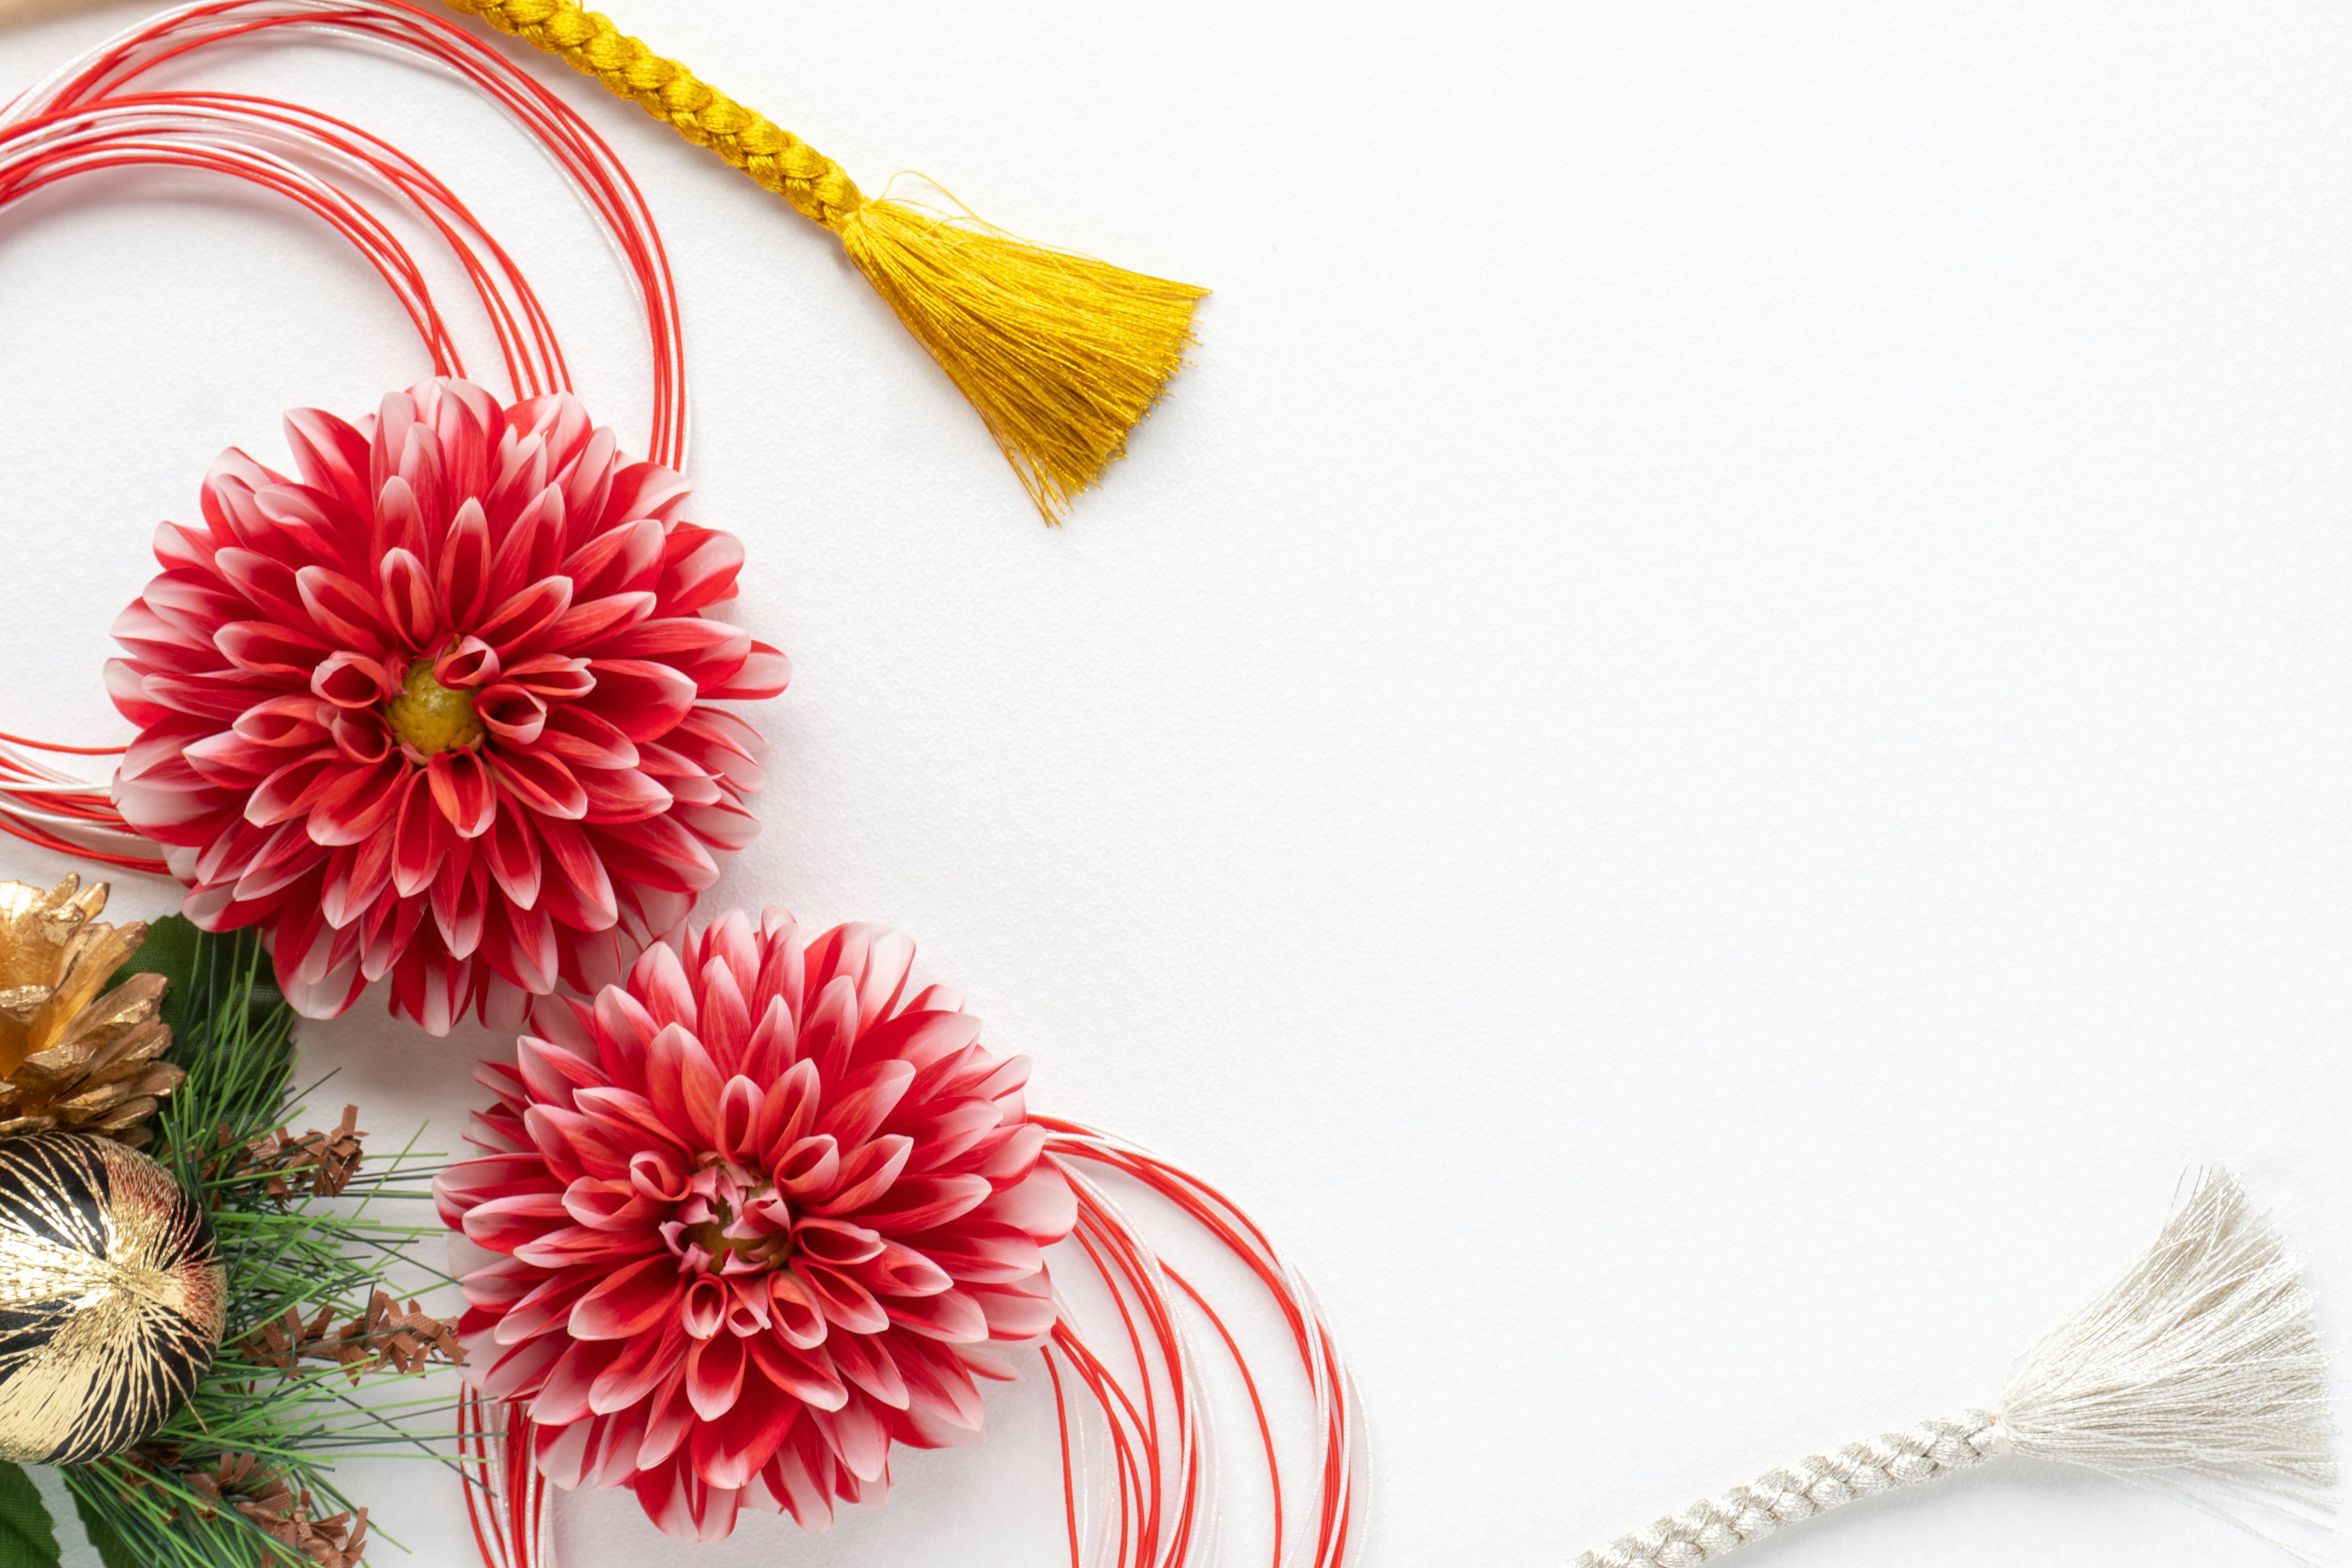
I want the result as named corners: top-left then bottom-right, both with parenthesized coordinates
top-left (1574, 1410), bottom-right (2005, 1568)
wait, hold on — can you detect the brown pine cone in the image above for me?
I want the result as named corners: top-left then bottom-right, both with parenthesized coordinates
top-left (0, 876), bottom-right (181, 1148)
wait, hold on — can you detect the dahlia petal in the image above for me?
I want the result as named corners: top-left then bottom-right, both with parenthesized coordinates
top-left (714, 1076), bottom-right (761, 1162)
top-left (215, 619), bottom-right (328, 678)
top-left (815, 1060), bottom-right (916, 1152)
top-left (755, 1061), bottom-right (821, 1166)
top-left (635, 1372), bottom-right (695, 1470)
top-left (492, 1269), bottom-right (601, 1346)
top-left (764, 1272), bottom-right (827, 1350)
top-left (533, 706), bottom-right (639, 772)
top-left (644, 1023), bottom-right (725, 1148)
top-left (742, 995), bottom-right (797, 1084)
top-left (331, 710), bottom-right (392, 766)
top-left (560, 517), bottom-right (664, 601)
top-left (386, 428), bottom-right (442, 552)
top-left (695, 957), bottom-right (753, 1066)
top-left (671, 798), bottom-right (761, 853)
top-left (574, 1090), bottom-right (682, 1162)
top-left (899, 1099), bottom-right (1006, 1174)
top-left (745, 1332), bottom-right (848, 1412)
top-left (889, 1336), bottom-right (986, 1432)
top-left (966, 1281), bottom-right (1058, 1340)
top-left (883, 1288), bottom-right (990, 1344)
top-left (137, 572), bottom-right (251, 642)
top-left (813, 1135), bottom-right (913, 1216)
top-left (813, 1396), bottom-right (892, 1482)
top-left (211, 546), bottom-right (314, 631)
top-left (391, 771), bottom-right (450, 898)
top-left (434, 634), bottom-right (500, 690)
top-left (462, 1191), bottom-right (572, 1253)
top-left (308, 754), bottom-right (406, 846)
top-left (598, 458), bottom-right (691, 532)
top-left (976, 1161), bottom-right (1079, 1244)
top-left (793, 1219), bottom-right (885, 1268)
top-left (850, 1174), bottom-right (993, 1235)
top-left (655, 522), bottom-right (745, 614)
top-left (678, 1276), bottom-right (728, 1340)
top-left (311, 650), bottom-right (400, 709)
top-left (690, 1382), bottom-right (801, 1491)
top-left (535, 1336), bottom-right (627, 1425)
top-left (546, 589), bottom-right (657, 652)
top-left (582, 658), bottom-right (696, 741)
top-left (773, 1134), bottom-right (840, 1200)
top-left (630, 941), bottom-right (699, 1031)
top-left (514, 1036), bottom-right (601, 1102)
top-left (976, 1121), bottom-right (1051, 1183)
top-left (569, 1253), bottom-right (684, 1340)
top-left (685, 1332), bottom-right (747, 1420)
top-left (504, 652), bottom-right (597, 701)
top-left (579, 766), bottom-right (673, 824)
top-left (534, 1414), bottom-right (598, 1491)
top-left (489, 748), bottom-right (585, 819)
top-left (761, 1436), bottom-right (837, 1530)
top-left (534, 818), bottom-right (619, 930)
top-left (903, 1221), bottom-right (1042, 1286)
top-left (437, 496), bottom-right (494, 625)
top-left (707, 641), bottom-right (792, 702)
top-left (480, 899), bottom-right (560, 994)
top-left (183, 731), bottom-right (284, 788)
top-left (477, 1327), bottom-right (567, 1403)
top-left (429, 853), bottom-right (491, 959)
top-left (283, 406), bottom-right (372, 510)
top-left (478, 576), bottom-right (574, 656)
top-left (483, 806), bottom-right (543, 910)
top-left (598, 618), bottom-right (750, 690)
top-left (525, 1106), bottom-right (631, 1183)
top-left (624, 1143), bottom-right (692, 1201)
top-left (295, 565), bottom-right (390, 652)
top-left (590, 1317), bottom-right (688, 1415)
top-left (427, 748), bottom-right (497, 836)
top-left (475, 683), bottom-right (549, 747)
top-left (824, 1329), bottom-right (911, 1411)
top-left (378, 546), bottom-right (440, 647)
top-left (797, 1264), bottom-right (888, 1335)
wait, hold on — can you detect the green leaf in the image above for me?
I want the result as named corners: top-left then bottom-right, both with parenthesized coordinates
top-left (63, 1485), bottom-right (134, 1568)
top-left (0, 1462), bottom-right (60, 1568)
top-left (109, 914), bottom-right (285, 1042)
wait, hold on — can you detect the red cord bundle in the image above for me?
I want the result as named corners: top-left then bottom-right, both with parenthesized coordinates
top-left (0, 5), bottom-right (1364, 1562)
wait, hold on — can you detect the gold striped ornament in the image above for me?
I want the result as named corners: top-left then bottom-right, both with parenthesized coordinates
top-left (0, 1132), bottom-right (225, 1464)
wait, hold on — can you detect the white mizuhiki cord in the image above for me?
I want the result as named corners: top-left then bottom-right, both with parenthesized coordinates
top-left (1576, 1169), bottom-right (2335, 1568)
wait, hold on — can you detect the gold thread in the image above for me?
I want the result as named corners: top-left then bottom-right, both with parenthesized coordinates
top-left (438, 0), bottom-right (1208, 521)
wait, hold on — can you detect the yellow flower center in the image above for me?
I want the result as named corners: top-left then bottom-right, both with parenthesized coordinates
top-left (383, 660), bottom-right (486, 754)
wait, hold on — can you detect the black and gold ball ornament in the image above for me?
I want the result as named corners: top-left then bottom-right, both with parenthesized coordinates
top-left (0, 1132), bottom-right (224, 1462)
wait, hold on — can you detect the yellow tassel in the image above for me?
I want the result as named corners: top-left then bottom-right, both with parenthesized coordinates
top-left (838, 199), bottom-right (1205, 521)
top-left (442, 0), bottom-right (1207, 522)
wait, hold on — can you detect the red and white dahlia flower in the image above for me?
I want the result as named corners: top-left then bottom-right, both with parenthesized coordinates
top-left (437, 912), bottom-right (1074, 1541)
top-left (107, 379), bottom-right (786, 1031)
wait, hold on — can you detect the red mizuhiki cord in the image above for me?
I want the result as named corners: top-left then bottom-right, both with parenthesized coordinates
top-left (460, 1387), bottom-right (546, 1568)
top-left (0, 0), bottom-right (687, 874)
top-left (1038, 1117), bottom-right (1365, 1568)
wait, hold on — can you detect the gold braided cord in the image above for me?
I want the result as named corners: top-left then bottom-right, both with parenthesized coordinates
top-left (440, 0), bottom-right (1207, 521)
top-left (442, 0), bottom-right (863, 228)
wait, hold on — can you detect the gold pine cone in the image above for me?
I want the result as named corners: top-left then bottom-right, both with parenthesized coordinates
top-left (0, 876), bottom-right (181, 1149)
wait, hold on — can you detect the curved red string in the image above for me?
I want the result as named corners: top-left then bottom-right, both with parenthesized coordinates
top-left (0, 0), bottom-right (689, 869)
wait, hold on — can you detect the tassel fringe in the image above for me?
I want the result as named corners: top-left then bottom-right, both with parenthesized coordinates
top-left (2000, 1167), bottom-right (2335, 1500)
top-left (840, 199), bottom-right (1206, 523)
top-left (445, 0), bottom-right (1208, 522)
top-left (1577, 1167), bottom-right (2335, 1567)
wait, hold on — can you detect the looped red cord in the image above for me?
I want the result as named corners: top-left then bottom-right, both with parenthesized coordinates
top-left (0, 0), bottom-right (688, 872)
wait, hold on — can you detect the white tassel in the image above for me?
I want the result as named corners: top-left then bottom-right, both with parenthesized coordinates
top-left (1575, 1169), bottom-right (2335, 1568)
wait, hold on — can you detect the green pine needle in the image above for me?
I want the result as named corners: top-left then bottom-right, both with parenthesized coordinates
top-left (59, 919), bottom-right (467, 1567)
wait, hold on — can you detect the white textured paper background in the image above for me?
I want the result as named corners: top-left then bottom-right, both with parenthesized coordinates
top-left (0, 2), bottom-right (2349, 1565)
